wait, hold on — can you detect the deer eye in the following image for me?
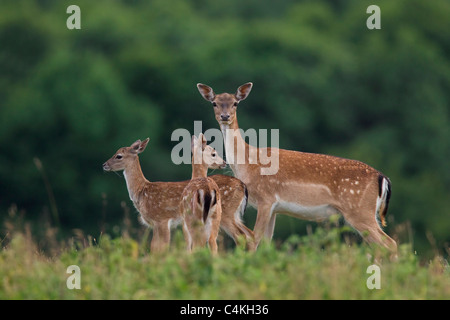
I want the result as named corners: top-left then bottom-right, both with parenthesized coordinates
top-left (233, 102), bottom-right (238, 107)
top-left (116, 154), bottom-right (123, 160)
top-left (212, 153), bottom-right (216, 158)
top-left (212, 102), bottom-right (217, 107)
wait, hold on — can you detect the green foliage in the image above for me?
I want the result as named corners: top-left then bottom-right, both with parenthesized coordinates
top-left (0, 0), bottom-right (449, 256)
top-left (0, 228), bottom-right (448, 299)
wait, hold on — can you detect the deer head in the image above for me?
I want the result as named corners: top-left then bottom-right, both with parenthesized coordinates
top-left (103, 138), bottom-right (150, 172)
top-left (197, 82), bottom-right (253, 126)
top-left (191, 133), bottom-right (226, 169)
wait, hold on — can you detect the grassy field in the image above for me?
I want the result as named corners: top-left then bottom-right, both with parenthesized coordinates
top-left (0, 223), bottom-right (449, 300)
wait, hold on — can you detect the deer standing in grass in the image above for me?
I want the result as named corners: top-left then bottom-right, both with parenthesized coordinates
top-left (180, 134), bottom-right (224, 253)
top-left (103, 138), bottom-right (254, 253)
top-left (197, 82), bottom-right (397, 254)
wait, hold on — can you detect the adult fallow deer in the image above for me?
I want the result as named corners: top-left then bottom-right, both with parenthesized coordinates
top-left (197, 82), bottom-right (397, 254)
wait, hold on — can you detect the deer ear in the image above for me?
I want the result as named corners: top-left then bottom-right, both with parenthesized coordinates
top-left (191, 135), bottom-right (198, 152)
top-left (130, 138), bottom-right (149, 154)
top-left (236, 82), bottom-right (253, 101)
top-left (138, 138), bottom-right (150, 153)
top-left (199, 133), bottom-right (207, 151)
top-left (197, 83), bottom-right (215, 102)
top-left (130, 140), bottom-right (142, 154)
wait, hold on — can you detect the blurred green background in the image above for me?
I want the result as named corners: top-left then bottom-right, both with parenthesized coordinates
top-left (0, 0), bottom-right (449, 257)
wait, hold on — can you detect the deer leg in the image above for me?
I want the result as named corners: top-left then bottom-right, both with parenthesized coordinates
top-left (159, 219), bottom-right (171, 251)
top-left (235, 223), bottom-right (256, 251)
top-left (150, 223), bottom-right (161, 253)
top-left (150, 221), bottom-right (171, 253)
top-left (207, 206), bottom-right (221, 254)
top-left (240, 224), bottom-right (256, 251)
top-left (253, 203), bottom-right (274, 249)
top-left (182, 221), bottom-right (193, 252)
top-left (264, 212), bottom-right (277, 239)
top-left (208, 224), bottom-right (219, 255)
top-left (343, 210), bottom-right (397, 253)
top-left (221, 221), bottom-right (255, 251)
top-left (219, 206), bottom-right (255, 251)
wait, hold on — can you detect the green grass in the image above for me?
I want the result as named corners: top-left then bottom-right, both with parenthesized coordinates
top-left (1, 225), bottom-right (449, 300)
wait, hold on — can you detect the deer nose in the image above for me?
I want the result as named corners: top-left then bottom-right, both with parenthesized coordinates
top-left (221, 114), bottom-right (230, 121)
top-left (103, 162), bottom-right (110, 171)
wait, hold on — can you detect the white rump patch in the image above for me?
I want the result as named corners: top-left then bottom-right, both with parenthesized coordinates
top-left (375, 177), bottom-right (389, 227)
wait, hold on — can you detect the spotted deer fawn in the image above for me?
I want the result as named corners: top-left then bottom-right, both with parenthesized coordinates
top-left (103, 138), bottom-right (254, 253)
top-left (180, 134), bottom-right (224, 253)
top-left (197, 82), bottom-right (397, 254)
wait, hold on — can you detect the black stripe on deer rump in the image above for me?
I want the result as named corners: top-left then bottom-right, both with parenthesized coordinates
top-left (196, 188), bottom-right (217, 223)
top-left (378, 174), bottom-right (383, 196)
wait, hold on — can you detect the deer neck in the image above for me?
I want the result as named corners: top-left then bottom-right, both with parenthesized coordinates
top-left (191, 163), bottom-right (208, 179)
top-left (123, 156), bottom-right (148, 203)
top-left (191, 151), bottom-right (208, 179)
top-left (220, 116), bottom-right (255, 175)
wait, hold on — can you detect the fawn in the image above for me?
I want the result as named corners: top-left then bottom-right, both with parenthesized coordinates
top-left (180, 133), bottom-right (225, 253)
top-left (103, 138), bottom-right (254, 252)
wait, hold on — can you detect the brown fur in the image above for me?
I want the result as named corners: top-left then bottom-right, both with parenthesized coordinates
top-left (197, 83), bottom-right (397, 254)
top-left (103, 138), bottom-right (255, 253)
top-left (180, 133), bottom-right (223, 254)
top-left (181, 177), bottom-right (222, 253)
